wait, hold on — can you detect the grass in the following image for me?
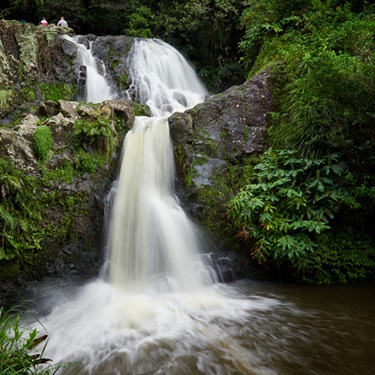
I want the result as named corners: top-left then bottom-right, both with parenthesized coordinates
top-left (0, 305), bottom-right (61, 375)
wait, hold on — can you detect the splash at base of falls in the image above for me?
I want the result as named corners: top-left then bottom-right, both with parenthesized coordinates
top-left (34, 281), bottom-right (282, 375)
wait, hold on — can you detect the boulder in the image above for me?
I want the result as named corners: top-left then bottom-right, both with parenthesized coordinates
top-left (0, 114), bottom-right (39, 173)
top-left (169, 69), bottom-right (273, 241)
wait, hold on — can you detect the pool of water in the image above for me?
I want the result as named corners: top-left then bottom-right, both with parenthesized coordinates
top-left (26, 279), bottom-right (375, 375)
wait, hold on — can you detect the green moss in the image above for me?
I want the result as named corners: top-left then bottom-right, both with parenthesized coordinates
top-left (41, 162), bottom-right (74, 184)
top-left (244, 125), bottom-right (249, 143)
top-left (192, 162), bottom-right (240, 236)
top-left (33, 125), bottom-right (53, 162)
top-left (174, 144), bottom-right (184, 166)
top-left (0, 89), bottom-right (13, 112)
top-left (119, 73), bottom-right (128, 89)
top-left (19, 86), bottom-right (36, 102)
top-left (190, 106), bottom-right (200, 116)
top-left (220, 128), bottom-right (228, 139)
top-left (185, 165), bottom-right (194, 188)
top-left (194, 154), bottom-right (209, 166)
top-left (193, 128), bottom-right (219, 157)
top-left (133, 103), bottom-right (149, 116)
top-left (39, 82), bottom-right (71, 102)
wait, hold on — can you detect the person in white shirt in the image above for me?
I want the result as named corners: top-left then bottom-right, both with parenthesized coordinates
top-left (57, 17), bottom-right (68, 27)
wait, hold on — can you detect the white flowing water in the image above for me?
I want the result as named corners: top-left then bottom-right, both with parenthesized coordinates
top-left (107, 39), bottom-right (211, 293)
top-left (30, 39), bottom-right (291, 375)
top-left (64, 35), bottom-right (115, 103)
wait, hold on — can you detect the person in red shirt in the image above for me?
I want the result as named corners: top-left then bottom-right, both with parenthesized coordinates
top-left (40, 17), bottom-right (48, 26)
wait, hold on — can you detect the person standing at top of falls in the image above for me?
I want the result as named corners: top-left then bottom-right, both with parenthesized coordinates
top-left (39, 17), bottom-right (48, 26)
top-left (57, 16), bottom-right (68, 27)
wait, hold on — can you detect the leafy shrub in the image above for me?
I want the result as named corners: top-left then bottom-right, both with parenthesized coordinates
top-left (74, 150), bottom-right (97, 174)
top-left (243, 2), bottom-right (375, 167)
top-left (34, 126), bottom-right (53, 162)
top-left (0, 90), bottom-right (13, 112)
top-left (74, 118), bottom-right (115, 156)
top-left (228, 148), bottom-right (346, 266)
top-left (297, 230), bottom-right (375, 284)
top-left (0, 306), bottom-right (60, 374)
top-left (39, 83), bottom-right (71, 102)
top-left (0, 159), bottom-right (43, 262)
top-left (123, 5), bottom-right (155, 38)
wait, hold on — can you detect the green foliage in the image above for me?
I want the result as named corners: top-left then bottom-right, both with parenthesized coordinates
top-left (271, 43), bottom-right (375, 160)
top-left (19, 87), bottom-right (37, 102)
top-left (74, 150), bottom-right (98, 174)
top-left (228, 148), bottom-right (346, 266)
top-left (240, 2), bottom-right (375, 165)
top-left (123, 5), bottom-right (155, 38)
top-left (39, 83), bottom-right (71, 102)
top-left (33, 125), bottom-right (53, 162)
top-left (132, 103), bottom-right (149, 117)
top-left (74, 117), bottom-right (115, 157)
top-left (297, 230), bottom-right (375, 284)
top-left (40, 162), bottom-right (74, 184)
top-left (237, 2), bottom-right (375, 261)
top-left (0, 159), bottom-right (43, 262)
top-left (0, 90), bottom-right (14, 112)
top-left (0, 306), bottom-right (61, 374)
top-left (239, 0), bottom-right (309, 68)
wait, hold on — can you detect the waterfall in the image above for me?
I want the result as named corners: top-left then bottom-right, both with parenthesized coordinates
top-left (106, 39), bottom-right (213, 292)
top-left (126, 38), bottom-right (207, 116)
top-left (64, 35), bottom-right (115, 103)
top-left (31, 38), bottom-right (281, 375)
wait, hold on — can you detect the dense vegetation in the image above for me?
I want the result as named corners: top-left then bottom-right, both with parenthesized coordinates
top-left (230, 0), bottom-right (375, 282)
top-left (1, 0), bottom-right (374, 286)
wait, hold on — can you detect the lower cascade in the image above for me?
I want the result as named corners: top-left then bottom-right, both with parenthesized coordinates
top-left (106, 39), bottom-right (214, 293)
top-left (30, 39), bottom-right (309, 375)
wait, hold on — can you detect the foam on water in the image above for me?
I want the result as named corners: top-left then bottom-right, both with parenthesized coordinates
top-left (37, 281), bottom-right (282, 375)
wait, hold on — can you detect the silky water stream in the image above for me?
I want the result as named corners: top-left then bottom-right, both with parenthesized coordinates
top-left (27, 39), bottom-right (375, 375)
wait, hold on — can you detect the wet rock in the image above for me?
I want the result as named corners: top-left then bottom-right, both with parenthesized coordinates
top-left (59, 100), bottom-right (80, 119)
top-left (0, 114), bottom-right (39, 172)
top-left (102, 99), bottom-right (135, 128)
top-left (37, 100), bottom-right (60, 117)
top-left (170, 69), bottom-right (273, 242)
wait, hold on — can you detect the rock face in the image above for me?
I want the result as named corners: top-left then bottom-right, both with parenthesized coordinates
top-left (0, 20), bottom-right (76, 117)
top-left (169, 69), bottom-right (272, 242)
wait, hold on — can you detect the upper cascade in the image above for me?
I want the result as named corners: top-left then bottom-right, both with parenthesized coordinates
top-left (64, 35), bottom-right (116, 103)
top-left (126, 38), bottom-right (208, 116)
